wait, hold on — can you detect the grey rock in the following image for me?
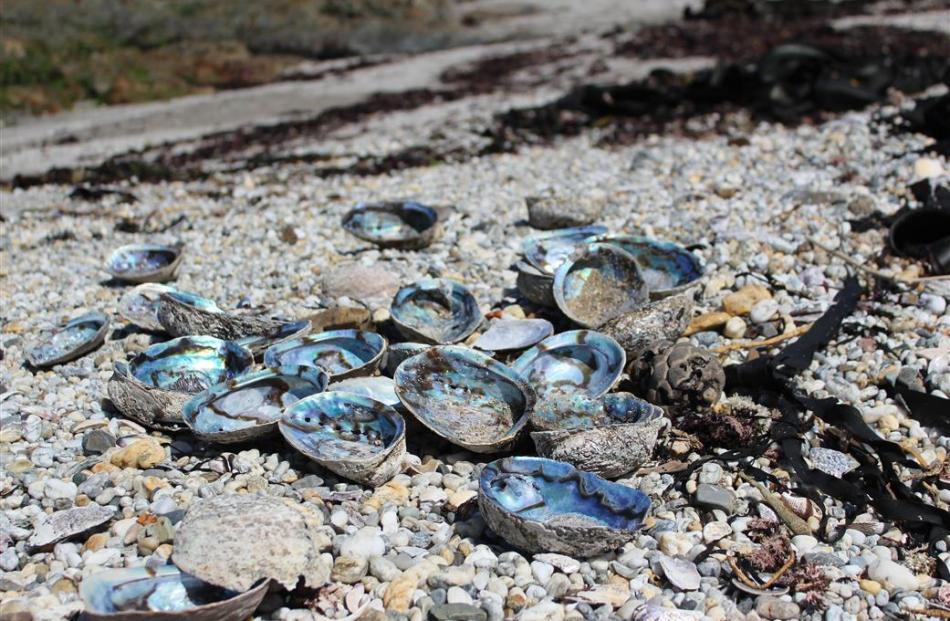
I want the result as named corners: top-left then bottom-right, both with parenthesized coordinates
top-left (82, 429), bottom-right (116, 455)
top-left (802, 552), bottom-right (846, 567)
top-left (526, 194), bottom-right (604, 230)
top-left (430, 603), bottom-right (487, 621)
top-left (370, 556), bottom-right (400, 582)
top-left (755, 596), bottom-right (800, 620)
top-left (694, 484), bottom-right (737, 513)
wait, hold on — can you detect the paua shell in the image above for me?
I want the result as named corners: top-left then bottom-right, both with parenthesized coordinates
top-left (156, 290), bottom-right (307, 348)
top-left (107, 336), bottom-right (254, 431)
top-left (26, 311), bottom-right (109, 368)
top-left (173, 494), bottom-right (330, 592)
top-left (531, 393), bottom-right (667, 479)
top-left (478, 456), bottom-right (651, 556)
top-left (235, 319), bottom-right (312, 357)
top-left (328, 376), bottom-right (400, 408)
top-left (106, 243), bottom-right (183, 284)
top-left (342, 201), bottom-right (439, 250)
top-left (182, 366), bottom-right (329, 443)
top-left (118, 284), bottom-right (176, 331)
top-left (80, 565), bottom-right (269, 621)
top-left (510, 330), bottom-right (625, 400)
top-left (595, 235), bottom-right (703, 299)
top-left (390, 278), bottom-right (481, 345)
top-left (523, 225), bottom-right (608, 275)
top-left (553, 242), bottom-right (649, 328)
top-left (394, 346), bottom-right (535, 453)
top-left (515, 260), bottom-right (556, 307)
top-left (381, 342), bottom-right (429, 377)
top-left (473, 318), bottom-right (554, 352)
top-left (263, 330), bottom-right (386, 380)
top-left (280, 392), bottom-right (406, 486)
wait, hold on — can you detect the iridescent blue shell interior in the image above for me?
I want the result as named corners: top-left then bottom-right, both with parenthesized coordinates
top-left (480, 457), bottom-right (651, 530)
top-left (328, 376), bottom-right (399, 407)
top-left (27, 311), bottom-right (108, 368)
top-left (163, 290), bottom-right (221, 313)
top-left (510, 330), bottom-right (625, 399)
top-left (235, 319), bottom-right (312, 354)
top-left (390, 279), bottom-right (481, 344)
top-left (128, 336), bottom-right (253, 393)
top-left (183, 366), bottom-right (329, 436)
top-left (553, 242), bottom-right (649, 327)
top-left (473, 318), bottom-right (554, 352)
top-left (382, 342), bottom-right (429, 377)
top-left (262, 330), bottom-right (385, 378)
top-left (118, 283), bottom-right (176, 330)
top-left (279, 392), bottom-right (404, 462)
top-left (107, 244), bottom-right (179, 277)
top-left (81, 565), bottom-right (240, 614)
top-left (594, 235), bottom-right (702, 293)
top-left (522, 225), bottom-right (608, 274)
top-left (394, 346), bottom-right (534, 451)
top-left (532, 391), bottom-right (664, 431)
top-left (342, 201), bottom-right (437, 246)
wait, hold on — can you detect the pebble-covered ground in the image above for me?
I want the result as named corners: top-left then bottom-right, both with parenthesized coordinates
top-left (2, 22), bottom-right (950, 621)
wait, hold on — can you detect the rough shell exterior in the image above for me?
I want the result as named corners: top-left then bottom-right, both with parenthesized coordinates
top-left (81, 566), bottom-right (269, 621)
top-left (631, 341), bottom-right (725, 410)
top-left (173, 493), bottom-right (331, 592)
top-left (28, 505), bottom-right (116, 551)
top-left (106, 365), bottom-right (189, 431)
top-left (531, 416), bottom-right (667, 479)
top-left (525, 194), bottom-right (604, 230)
top-left (157, 292), bottom-right (288, 340)
top-left (515, 261), bottom-right (556, 307)
top-left (599, 294), bottom-right (694, 360)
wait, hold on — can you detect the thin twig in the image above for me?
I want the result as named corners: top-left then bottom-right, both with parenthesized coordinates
top-left (713, 324), bottom-right (812, 353)
top-left (728, 556), bottom-right (761, 590)
top-left (758, 552), bottom-right (796, 589)
top-left (809, 237), bottom-right (950, 285)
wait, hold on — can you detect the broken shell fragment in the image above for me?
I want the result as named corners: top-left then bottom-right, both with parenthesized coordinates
top-left (80, 565), bottom-right (269, 621)
top-left (595, 235), bottom-right (704, 299)
top-left (173, 493), bottom-right (331, 592)
top-left (553, 242), bottom-right (649, 328)
top-left (530, 392), bottom-right (666, 478)
top-left (263, 329), bottom-right (386, 379)
top-left (279, 391), bottom-right (406, 486)
top-left (106, 243), bottom-right (183, 284)
top-left (511, 330), bottom-right (625, 400)
top-left (478, 456), bottom-right (651, 556)
top-left (107, 336), bottom-right (254, 431)
top-left (473, 318), bottom-right (554, 352)
top-left (394, 346), bottom-right (535, 453)
top-left (342, 201), bottom-right (439, 250)
top-left (26, 311), bottom-right (109, 368)
top-left (182, 366), bottom-right (329, 443)
top-left (390, 278), bottom-right (481, 344)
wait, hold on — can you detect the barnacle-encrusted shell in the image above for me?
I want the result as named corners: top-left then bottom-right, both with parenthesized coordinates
top-left (118, 284), bottom-right (176, 331)
top-left (511, 330), bottom-right (625, 400)
top-left (106, 243), bottom-right (183, 284)
top-left (107, 336), bottom-right (254, 431)
top-left (280, 392), bottom-right (406, 486)
top-left (530, 393), bottom-right (666, 478)
top-left (26, 311), bottom-right (109, 368)
top-left (553, 242), bottom-right (649, 328)
top-left (182, 366), bottom-right (329, 443)
top-left (515, 260), bottom-right (556, 307)
top-left (478, 456), bottom-right (651, 556)
top-left (390, 278), bottom-right (481, 344)
top-left (263, 330), bottom-right (386, 379)
top-left (342, 201), bottom-right (439, 250)
top-left (327, 376), bottom-right (399, 407)
top-left (473, 318), bottom-right (554, 352)
top-left (631, 341), bottom-right (725, 410)
top-left (599, 294), bottom-right (694, 360)
top-left (80, 565), bottom-right (269, 621)
top-left (595, 235), bottom-right (703, 299)
top-left (394, 346), bottom-right (535, 453)
top-left (173, 494), bottom-right (331, 592)
top-left (523, 225), bottom-right (607, 274)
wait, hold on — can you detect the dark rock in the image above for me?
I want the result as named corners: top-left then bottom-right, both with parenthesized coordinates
top-left (429, 603), bottom-right (487, 621)
top-left (81, 429), bottom-right (116, 455)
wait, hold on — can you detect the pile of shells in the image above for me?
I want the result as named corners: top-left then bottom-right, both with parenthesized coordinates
top-left (30, 207), bottom-right (721, 617)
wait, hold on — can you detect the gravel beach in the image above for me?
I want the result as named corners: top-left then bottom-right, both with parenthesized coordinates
top-left (2, 4), bottom-right (949, 621)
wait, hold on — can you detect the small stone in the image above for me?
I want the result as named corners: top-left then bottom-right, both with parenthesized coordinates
top-left (723, 285), bottom-right (772, 315)
top-left (384, 573), bottom-right (418, 612)
top-left (429, 564), bottom-right (476, 588)
top-left (684, 312), bottom-right (732, 336)
top-left (365, 481), bottom-right (410, 509)
top-left (447, 586), bottom-right (473, 605)
top-left (914, 157), bottom-right (944, 179)
top-left (82, 533), bottom-right (109, 553)
top-left (448, 489), bottom-right (478, 510)
top-left (82, 429), bottom-right (116, 455)
top-left (694, 484), bottom-right (737, 513)
top-left (791, 535), bottom-right (818, 554)
top-left (370, 556), bottom-right (400, 582)
top-left (868, 559), bottom-right (917, 591)
top-left (749, 299), bottom-right (778, 324)
top-left (430, 603), bottom-right (487, 621)
top-left (658, 532), bottom-right (692, 557)
top-left (532, 553), bottom-right (580, 574)
top-left (321, 263), bottom-right (400, 307)
top-left (808, 448), bottom-right (859, 479)
top-left (519, 600), bottom-right (564, 621)
top-left (110, 438), bottom-right (165, 469)
top-left (340, 527), bottom-right (386, 560)
top-left (703, 521), bottom-right (732, 543)
top-left (530, 561), bottom-right (554, 586)
top-left (723, 316), bottom-right (747, 339)
top-left (859, 579), bottom-right (882, 595)
top-left (331, 555), bottom-right (368, 584)
top-left (525, 193), bottom-right (604, 230)
top-left (755, 596), bottom-right (800, 620)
